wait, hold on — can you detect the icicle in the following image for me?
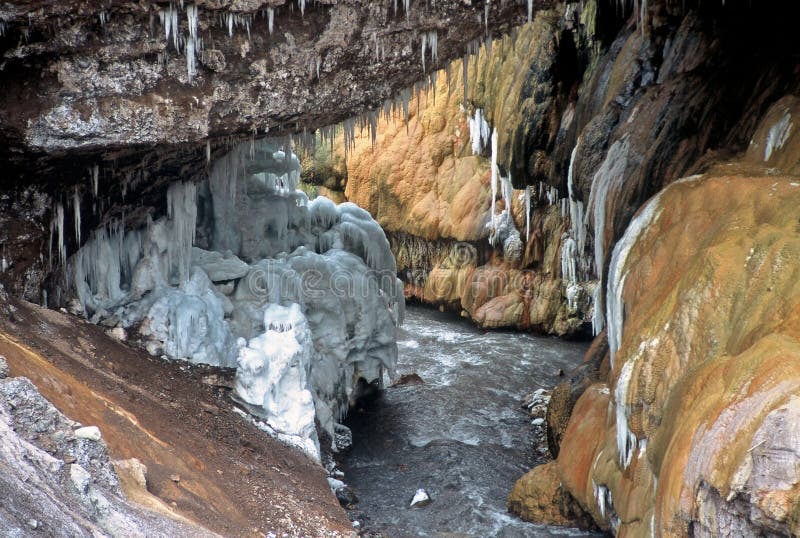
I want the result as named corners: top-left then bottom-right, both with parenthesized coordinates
top-left (428, 31), bottom-right (438, 67)
top-left (528, 0), bottom-right (533, 22)
top-left (186, 35), bottom-right (196, 81)
top-left (299, 0), bottom-right (306, 17)
top-left (206, 140), bottom-right (211, 163)
top-left (404, 0), bottom-right (411, 20)
top-left (186, 4), bottom-right (198, 38)
top-left (171, 5), bottom-right (179, 50)
top-left (91, 165), bottom-right (99, 198)
top-left (0, 22), bottom-right (6, 37)
top-left (166, 181), bottom-right (198, 283)
top-left (468, 108), bottom-right (490, 155)
top-left (267, 7), bottom-right (275, 34)
top-left (56, 203), bottom-right (66, 267)
top-left (606, 188), bottom-right (665, 365)
top-left (421, 33), bottom-right (427, 71)
top-left (226, 12), bottom-right (234, 37)
top-left (566, 141), bottom-right (588, 280)
top-left (401, 89), bottom-right (410, 127)
top-left (73, 188), bottom-right (81, 245)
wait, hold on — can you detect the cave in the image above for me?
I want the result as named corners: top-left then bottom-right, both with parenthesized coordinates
top-left (2, 0), bottom-right (800, 536)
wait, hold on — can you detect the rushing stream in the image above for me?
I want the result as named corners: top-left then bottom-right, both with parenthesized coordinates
top-left (341, 305), bottom-right (598, 537)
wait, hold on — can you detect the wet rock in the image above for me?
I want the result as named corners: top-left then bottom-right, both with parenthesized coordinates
top-left (508, 461), bottom-right (593, 528)
top-left (546, 335), bottom-right (606, 459)
top-left (335, 486), bottom-right (359, 509)
top-left (333, 423), bottom-right (353, 452)
top-left (392, 373), bottom-right (424, 386)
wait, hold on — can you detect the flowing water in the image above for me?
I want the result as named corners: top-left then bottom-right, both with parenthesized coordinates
top-left (341, 306), bottom-right (599, 537)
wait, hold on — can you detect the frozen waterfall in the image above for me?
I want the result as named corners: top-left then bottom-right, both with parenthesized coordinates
top-left (63, 138), bottom-right (404, 460)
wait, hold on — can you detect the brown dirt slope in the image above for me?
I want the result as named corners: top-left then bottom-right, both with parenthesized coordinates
top-left (0, 298), bottom-right (352, 537)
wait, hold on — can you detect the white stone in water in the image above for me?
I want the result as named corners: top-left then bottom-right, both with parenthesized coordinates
top-left (410, 488), bottom-right (431, 508)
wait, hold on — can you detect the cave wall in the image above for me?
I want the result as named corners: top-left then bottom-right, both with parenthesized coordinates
top-left (309, 0), bottom-right (800, 338)
top-left (0, 0), bottom-right (542, 300)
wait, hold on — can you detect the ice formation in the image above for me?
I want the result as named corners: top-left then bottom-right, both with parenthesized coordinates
top-left (558, 141), bottom-right (598, 317)
top-left (63, 138), bottom-right (404, 457)
top-left (587, 136), bottom-right (631, 334)
top-left (764, 110), bottom-right (793, 161)
top-left (235, 303), bottom-right (318, 454)
top-left (566, 143), bottom-right (588, 280)
top-left (73, 188), bottom-right (81, 244)
top-left (468, 108), bottom-right (490, 155)
top-left (615, 357), bottom-right (638, 468)
top-left (467, 114), bottom-right (524, 261)
top-left (606, 188), bottom-right (665, 365)
top-left (421, 31), bottom-right (438, 71)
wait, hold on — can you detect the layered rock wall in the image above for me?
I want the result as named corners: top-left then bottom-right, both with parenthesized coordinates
top-left (511, 70), bottom-right (800, 538)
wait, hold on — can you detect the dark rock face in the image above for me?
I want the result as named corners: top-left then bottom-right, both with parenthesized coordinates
top-left (0, 0), bottom-right (544, 302)
top-left (0, 0), bottom-right (537, 188)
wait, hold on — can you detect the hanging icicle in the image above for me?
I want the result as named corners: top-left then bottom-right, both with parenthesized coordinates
top-left (73, 188), bottom-right (81, 245)
top-left (91, 165), bottom-right (99, 198)
top-left (56, 203), bottom-right (66, 268)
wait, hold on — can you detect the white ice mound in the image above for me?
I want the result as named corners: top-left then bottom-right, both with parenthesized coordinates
top-left (235, 304), bottom-right (318, 454)
top-left (62, 138), bottom-right (404, 460)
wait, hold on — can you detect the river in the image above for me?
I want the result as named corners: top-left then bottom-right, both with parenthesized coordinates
top-left (340, 305), bottom-right (599, 537)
